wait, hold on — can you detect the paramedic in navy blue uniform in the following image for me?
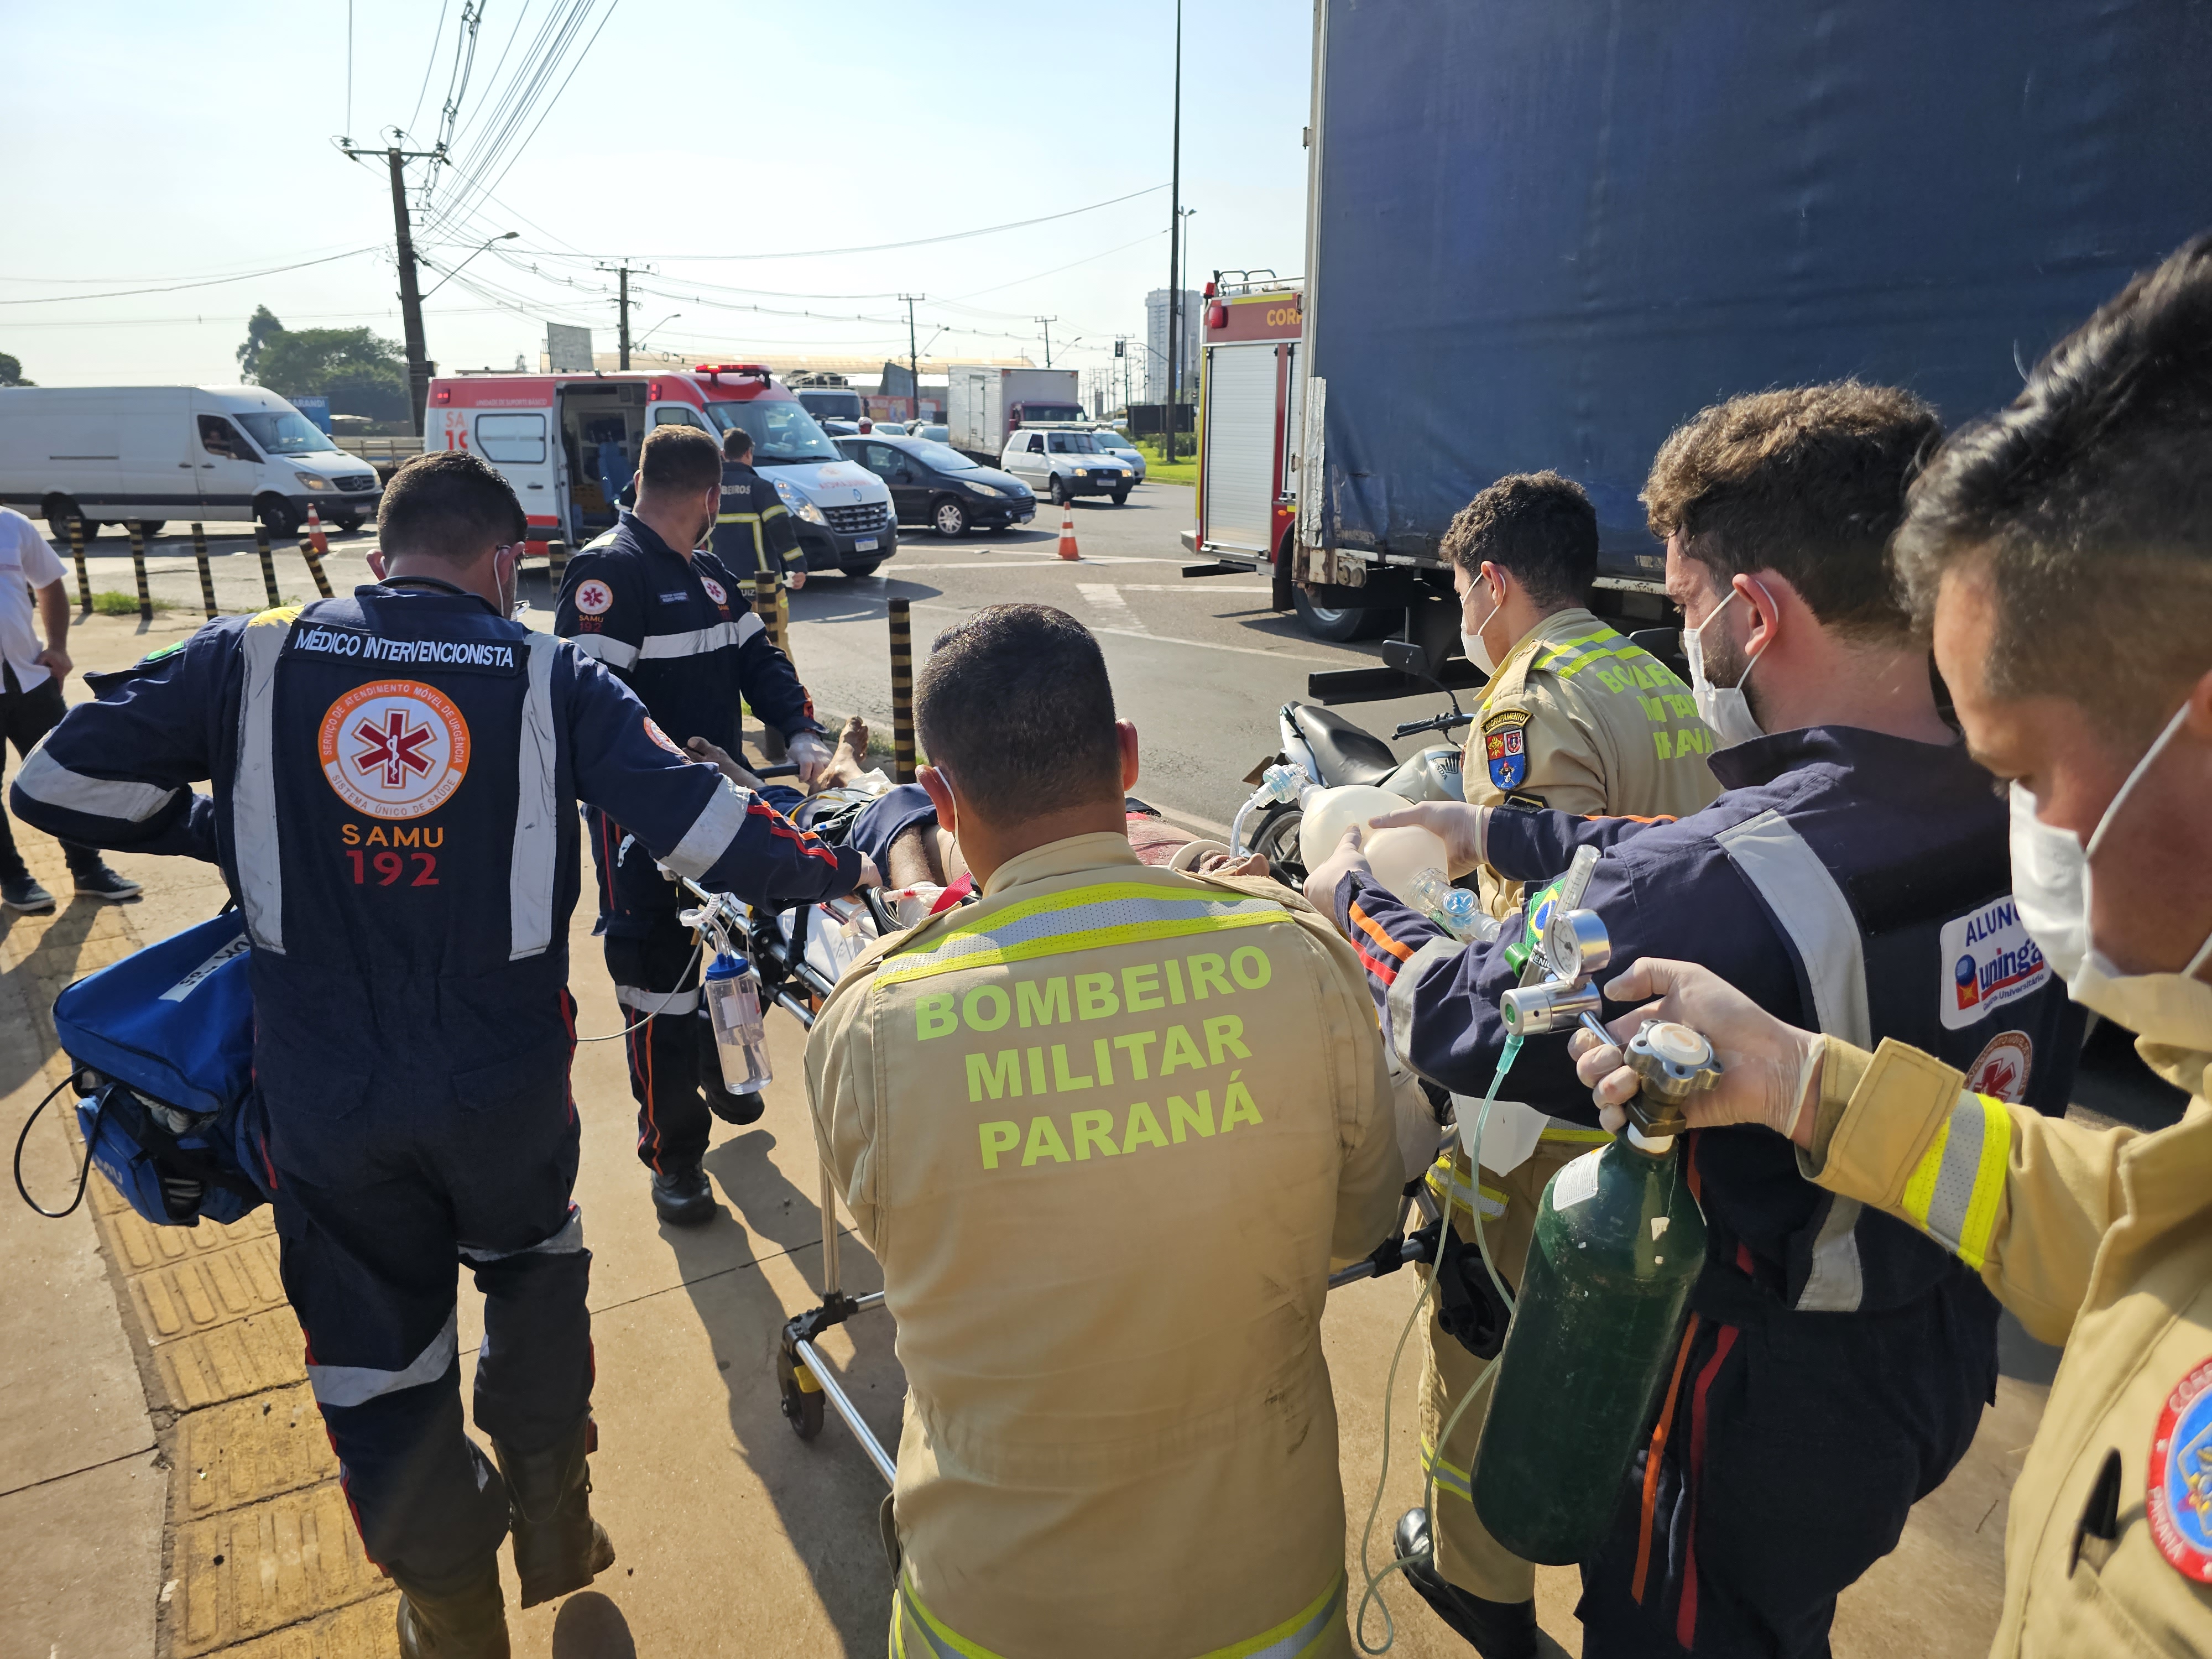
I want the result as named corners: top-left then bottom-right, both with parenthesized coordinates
top-left (1306, 384), bottom-right (2082, 1659)
top-left (8, 451), bottom-right (869, 1658)
top-left (554, 424), bottom-right (836, 1227)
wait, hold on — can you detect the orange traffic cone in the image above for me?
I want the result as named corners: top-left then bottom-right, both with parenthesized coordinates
top-left (306, 504), bottom-right (330, 559)
top-left (1057, 504), bottom-right (1080, 561)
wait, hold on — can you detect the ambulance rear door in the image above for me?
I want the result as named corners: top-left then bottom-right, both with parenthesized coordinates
top-left (469, 403), bottom-right (559, 539)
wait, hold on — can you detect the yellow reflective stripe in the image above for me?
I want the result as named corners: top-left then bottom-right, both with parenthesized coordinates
top-left (717, 511), bottom-right (762, 524)
top-left (898, 1575), bottom-right (1006, 1659)
top-left (1421, 1436), bottom-right (1474, 1503)
top-left (1425, 1153), bottom-right (1506, 1219)
top-left (1539, 1124), bottom-right (1613, 1145)
top-left (874, 883), bottom-right (1293, 987)
top-left (1901, 1092), bottom-right (2013, 1270)
top-left (898, 1569), bottom-right (1345, 1659)
top-left (761, 502), bottom-right (789, 519)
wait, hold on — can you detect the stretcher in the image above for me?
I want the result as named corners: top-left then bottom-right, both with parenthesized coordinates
top-left (681, 835), bottom-right (1448, 1490)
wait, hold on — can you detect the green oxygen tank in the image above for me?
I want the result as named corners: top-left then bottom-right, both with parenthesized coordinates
top-left (1469, 873), bottom-right (1724, 1564)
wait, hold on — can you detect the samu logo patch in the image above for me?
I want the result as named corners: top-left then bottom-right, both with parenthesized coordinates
top-left (319, 681), bottom-right (469, 820)
top-left (1937, 894), bottom-right (2049, 1031)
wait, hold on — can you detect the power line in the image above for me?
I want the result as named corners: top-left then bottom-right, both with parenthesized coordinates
top-left (405, 0), bottom-right (454, 137)
top-left (0, 248), bottom-right (381, 306)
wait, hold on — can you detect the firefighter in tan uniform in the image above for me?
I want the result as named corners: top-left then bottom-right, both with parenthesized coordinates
top-left (1381, 474), bottom-right (1720, 1655)
top-left (805, 603), bottom-right (1404, 1659)
top-left (1572, 235), bottom-right (2212, 1657)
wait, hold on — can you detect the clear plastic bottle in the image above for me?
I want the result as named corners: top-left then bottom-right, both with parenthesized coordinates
top-left (702, 951), bottom-right (773, 1092)
top-left (1409, 866), bottom-right (1499, 942)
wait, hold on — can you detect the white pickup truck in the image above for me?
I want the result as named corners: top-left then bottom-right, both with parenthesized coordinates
top-left (998, 426), bottom-right (1136, 507)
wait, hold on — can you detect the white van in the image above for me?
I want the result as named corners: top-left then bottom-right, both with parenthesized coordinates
top-left (0, 385), bottom-right (383, 540)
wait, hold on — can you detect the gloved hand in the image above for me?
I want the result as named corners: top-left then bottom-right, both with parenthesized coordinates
top-left (1367, 801), bottom-right (1488, 878)
top-left (854, 854), bottom-right (884, 889)
top-left (785, 566), bottom-right (808, 591)
top-left (787, 731), bottom-right (834, 789)
top-left (1301, 824), bottom-right (1372, 920)
top-left (1567, 958), bottom-right (1825, 1145)
top-left (685, 735), bottom-right (761, 790)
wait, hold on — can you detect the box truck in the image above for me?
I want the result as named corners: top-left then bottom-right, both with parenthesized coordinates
top-left (945, 366), bottom-right (1083, 465)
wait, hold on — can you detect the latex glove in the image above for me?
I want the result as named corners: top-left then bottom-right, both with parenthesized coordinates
top-left (787, 731), bottom-right (834, 789)
top-left (1368, 801), bottom-right (1488, 878)
top-left (1567, 958), bottom-right (1825, 1146)
top-left (785, 567), bottom-right (808, 591)
top-left (1301, 824), bottom-right (1371, 920)
top-left (853, 854), bottom-right (884, 889)
top-left (685, 735), bottom-right (761, 790)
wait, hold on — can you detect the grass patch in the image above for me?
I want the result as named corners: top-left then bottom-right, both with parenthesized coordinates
top-left (90, 590), bottom-right (174, 615)
top-left (1129, 436), bottom-right (1198, 488)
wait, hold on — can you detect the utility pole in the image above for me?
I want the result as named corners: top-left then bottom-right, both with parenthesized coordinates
top-left (598, 263), bottom-right (643, 368)
top-left (1035, 316), bottom-right (1058, 368)
top-left (900, 294), bottom-right (924, 419)
top-left (1165, 0), bottom-right (1183, 462)
top-left (342, 141), bottom-right (443, 435)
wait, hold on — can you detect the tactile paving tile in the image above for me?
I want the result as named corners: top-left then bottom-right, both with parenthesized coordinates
top-left (127, 1234), bottom-right (289, 1342)
top-left (171, 1385), bottom-right (337, 1522)
top-left (210, 1592), bottom-right (401, 1659)
top-left (102, 1200), bottom-right (276, 1275)
top-left (154, 1311), bottom-right (310, 1413)
top-left (172, 1484), bottom-right (386, 1656)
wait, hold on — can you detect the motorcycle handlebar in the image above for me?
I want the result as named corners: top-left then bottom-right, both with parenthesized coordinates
top-left (1392, 712), bottom-right (1474, 739)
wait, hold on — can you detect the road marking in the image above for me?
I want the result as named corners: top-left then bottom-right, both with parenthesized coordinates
top-left (1111, 584), bottom-right (1273, 594)
top-left (1078, 583), bottom-right (1148, 635)
top-left (905, 602), bottom-right (1336, 664)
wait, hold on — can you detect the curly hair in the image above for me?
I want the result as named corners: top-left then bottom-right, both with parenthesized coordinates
top-left (1642, 381), bottom-right (1941, 643)
top-left (1439, 471), bottom-right (1597, 608)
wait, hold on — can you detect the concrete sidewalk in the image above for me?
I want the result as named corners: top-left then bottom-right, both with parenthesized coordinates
top-left (0, 608), bottom-right (2047, 1658)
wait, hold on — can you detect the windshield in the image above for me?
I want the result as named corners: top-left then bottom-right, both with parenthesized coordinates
top-left (796, 389), bottom-right (864, 420)
top-left (1046, 431), bottom-right (1099, 454)
top-left (706, 398), bottom-right (840, 463)
top-left (1024, 403), bottom-right (1084, 424)
top-left (910, 440), bottom-right (977, 471)
top-left (235, 410), bottom-right (339, 456)
top-left (1095, 431), bottom-right (1133, 450)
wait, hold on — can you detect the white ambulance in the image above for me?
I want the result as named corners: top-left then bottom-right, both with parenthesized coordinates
top-left (424, 364), bottom-right (898, 575)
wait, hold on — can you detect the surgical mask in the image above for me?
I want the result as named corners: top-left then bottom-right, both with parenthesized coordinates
top-left (1461, 584), bottom-right (1503, 676)
top-left (2007, 703), bottom-right (2212, 1047)
top-left (494, 548), bottom-right (529, 620)
top-left (1682, 584), bottom-right (1769, 750)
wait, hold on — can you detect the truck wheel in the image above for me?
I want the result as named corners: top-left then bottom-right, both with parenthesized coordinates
top-left (333, 517), bottom-right (362, 534)
top-left (1293, 587), bottom-right (1395, 643)
top-left (1050, 477), bottom-right (1070, 507)
top-left (257, 497), bottom-right (301, 539)
top-left (842, 560), bottom-right (883, 578)
top-left (932, 498), bottom-right (968, 538)
top-left (44, 498), bottom-right (96, 540)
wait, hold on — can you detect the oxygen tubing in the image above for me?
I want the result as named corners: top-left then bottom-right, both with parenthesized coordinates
top-left (1354, 1032), bottom-right (1523, 1656)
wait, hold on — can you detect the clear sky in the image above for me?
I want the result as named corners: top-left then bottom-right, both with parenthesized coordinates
top-left (1, 1), bottom-right (1313, 390)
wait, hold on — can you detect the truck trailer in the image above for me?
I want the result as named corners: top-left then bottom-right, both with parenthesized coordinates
top-left (944, 366), bottom-right (1084, 465)
top-left (1262, 0), bottom-right (2212, 674)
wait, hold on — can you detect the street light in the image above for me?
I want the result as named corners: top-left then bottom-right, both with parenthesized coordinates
top-left (1165, 0), bottom-right (1182, 462)
top-left (637, 312), bottom-right (682, 354)
top-left (420, 230), bottom-right (519, 300)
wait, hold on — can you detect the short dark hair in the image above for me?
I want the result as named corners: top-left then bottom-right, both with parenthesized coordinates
top-left (1895, 234), bottom-right (2212, 742)
top-left (377, 450), bottom-right (525, 561)
top-left (916, 604), bottom-right (1120, 821)
top-left (1439, 471), bottom-right (1598, 606)
top-left (1643, 380), bottom-right (1940, 643)
top-left (639, 425), bottom-right (723, 494)
top-left (722, 427), bottom-right (754, 462)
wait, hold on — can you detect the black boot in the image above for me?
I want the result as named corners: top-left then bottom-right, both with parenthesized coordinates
top-left (699, 1018), bottom-right (765, 1126)
top-left (393, 1554), bottom-right (510, 1658)
top-left (1393, 1507), bottom-right (1540, 1659)
top-left (493, 1418), bottom-right (617, 1609)
top-left (650, 1161), bottom-right (717, 1227)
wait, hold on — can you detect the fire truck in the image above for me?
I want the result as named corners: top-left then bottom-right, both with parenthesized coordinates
top-left (423, 364), bottom-right (898, 576)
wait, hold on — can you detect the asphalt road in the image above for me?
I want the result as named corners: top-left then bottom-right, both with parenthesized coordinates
top-left (74, 483), bottom-right (1458, 834)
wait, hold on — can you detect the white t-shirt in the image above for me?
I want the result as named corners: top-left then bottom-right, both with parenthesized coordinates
top-left (0, 507), bottom-right (67, 692)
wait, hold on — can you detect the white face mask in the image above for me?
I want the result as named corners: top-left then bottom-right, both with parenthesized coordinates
top-left (494, 547), bottom-right (529, 620)
top-left (2007, 703), bottom-right (2212, 1047)
top-left (1460, 581), bottom-right (1503, 676)
top-left (1682, 584), bottom-right (1770, 750)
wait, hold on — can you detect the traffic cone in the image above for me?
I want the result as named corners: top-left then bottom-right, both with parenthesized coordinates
top-left (1057, 504), bottom-right (1080, 561)
top-left (306, 504), bottom-right (330, 559)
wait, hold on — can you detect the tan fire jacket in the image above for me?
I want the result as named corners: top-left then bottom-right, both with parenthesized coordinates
top-left (806, 832), bottom-right (1403, 1659)
top-left (1803, 1035), bottom-right (2212, 1656)
top-left (1464, 606), bottom-right (1721, 917)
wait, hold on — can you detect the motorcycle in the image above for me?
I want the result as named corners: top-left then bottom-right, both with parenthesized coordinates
top-left (1231, 640), bottom-right (1473, 883)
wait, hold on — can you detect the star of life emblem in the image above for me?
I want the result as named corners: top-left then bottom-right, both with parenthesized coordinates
top-left (319, 681), bottom-right (471, 820)
top-left (573, 578), bottom-right (614, 616)
top-left (700, 575), bottom-right (728, 607)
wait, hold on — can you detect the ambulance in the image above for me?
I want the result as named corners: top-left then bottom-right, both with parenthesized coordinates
top-left (424, 364), bottom-right (898, 576)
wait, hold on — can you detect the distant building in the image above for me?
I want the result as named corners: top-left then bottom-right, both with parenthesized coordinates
top-left (1144, 289), bottom-right (1202, 404)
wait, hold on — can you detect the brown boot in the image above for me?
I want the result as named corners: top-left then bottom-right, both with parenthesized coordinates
top-left (493, 1418), bottom-right (617, 1608)
top-left (393, 1555), bottom-right (510, 1658)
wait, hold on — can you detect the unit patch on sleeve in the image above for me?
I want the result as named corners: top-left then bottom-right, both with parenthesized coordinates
top-left (1938, 894), bottom-right (2051, 1031)
top-left (1963, 1030), bottom-right (2033, 1103)
top-left (572, 578), bottom-right (614, 617)
top-left (1483, 709), bottom-right (1531, 792)
top-left (2147, 1354), bottom-right (2212, 1583)
top-left (700, 575), bottom-right (728, 608)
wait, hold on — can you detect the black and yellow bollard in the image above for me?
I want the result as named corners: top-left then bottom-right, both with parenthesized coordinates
top-left (545, 539), bottom-right (568, 593)
top-left (751, 570), bottom-right (791, 658)
top-left (66, 519), bottom-right (91, 613)
top-left (128, 525), bottom-right (153, 622)
top-left (889, 597), bottom-right (916, 784)
top-left (254, 527), bottom-right (281, 608)
top-left (298, 535), bottom-right (333, 599)
top-left (191, 523), bottom-right (218, 618)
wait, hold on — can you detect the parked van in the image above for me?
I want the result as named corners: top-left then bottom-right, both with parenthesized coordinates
top-left (0, 385), bottom-right (383, 540)
top-left (426, 363), bottom-right (898, 576)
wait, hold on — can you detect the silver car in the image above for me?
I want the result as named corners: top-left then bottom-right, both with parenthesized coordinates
top-left (1091, 427), bottom-right (1147, 482)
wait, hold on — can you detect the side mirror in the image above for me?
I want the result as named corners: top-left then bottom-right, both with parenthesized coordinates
top-left (1381, 639), bottom-right (1433, 680)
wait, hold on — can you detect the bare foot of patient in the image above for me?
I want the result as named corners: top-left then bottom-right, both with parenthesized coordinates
top-left (810, 715), bottom-right (872, 794)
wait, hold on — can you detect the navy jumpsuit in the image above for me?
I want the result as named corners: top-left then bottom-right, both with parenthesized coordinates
top-left (1332, 727), bottom-right (2081, 1657)
top-left (8, 585), bottom-right (862, 1584)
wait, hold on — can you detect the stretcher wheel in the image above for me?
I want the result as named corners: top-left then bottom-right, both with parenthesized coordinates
top-left (778, 1344), bottom-right (826, 1441)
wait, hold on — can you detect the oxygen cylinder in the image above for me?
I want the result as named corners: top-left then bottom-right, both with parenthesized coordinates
top-left (1296, 784), bottom-right (1446, 899)
top-left (702, 952), bottom-right (773, 1092)
top-left (1468, 1120), bottom-right (1707, 1563)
